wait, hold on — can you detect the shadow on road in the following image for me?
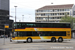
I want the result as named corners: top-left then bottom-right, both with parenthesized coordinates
top-left (11, 41), bottom-right (71, 44)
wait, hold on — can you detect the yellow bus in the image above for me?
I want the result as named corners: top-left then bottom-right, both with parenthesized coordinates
top-left (11, 22), bottom-right (71, 43)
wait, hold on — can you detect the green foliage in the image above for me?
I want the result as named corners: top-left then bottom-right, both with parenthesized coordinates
top-left (60, 14), bottom-right (75, 29)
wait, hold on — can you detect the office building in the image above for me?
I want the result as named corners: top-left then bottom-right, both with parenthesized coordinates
top-left (35, 4), bottom-right (75, 22)
top-left (0, 0), bottom-right (13, 37)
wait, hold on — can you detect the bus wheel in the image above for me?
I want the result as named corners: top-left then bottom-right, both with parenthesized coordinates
top-left (27, 38), bottom-right (32, 43)
top-left (58, 37), bottom-right (63, 42)
top-left (51, 37), bottom-right (56, 42)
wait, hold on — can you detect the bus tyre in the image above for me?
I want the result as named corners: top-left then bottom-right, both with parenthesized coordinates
top-left (51, 37), bottom-right (56, 42)
top-left (58, 37), bottom-right (63, 42)
top-left (27, 38), bottom-right (32, 43)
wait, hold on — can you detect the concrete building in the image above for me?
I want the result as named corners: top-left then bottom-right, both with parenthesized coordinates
top-left (0, 0), bottom-right (13, 37)
top-left (35, 4), bottom-right (75, 22)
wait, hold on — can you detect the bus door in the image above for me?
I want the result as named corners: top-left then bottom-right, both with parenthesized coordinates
top-left (12, 32), bottom-right (17, 40)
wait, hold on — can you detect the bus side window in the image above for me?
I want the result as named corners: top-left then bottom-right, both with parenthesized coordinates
top-left (32, 32), bottom-right (39, 36)
top-left (22, 32), bottom-right (26, 36)
top-left (37, 32), bottom-right (40, 36)
top-left (39, 34), bottom-right (40, 36)
top-left (17, 23), bottom-right (21, 28)
top-left (21, 23), bottom-right (26, 28)
top-left (26, 32), bottom-right (32, 36)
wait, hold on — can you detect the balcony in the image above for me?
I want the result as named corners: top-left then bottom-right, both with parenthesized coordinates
top-left (35, 11), bottom-right (70, 14)
top-left (36, 15), bottom-right (67, 17)
top-left (36, 19), bottom-right (61, 21)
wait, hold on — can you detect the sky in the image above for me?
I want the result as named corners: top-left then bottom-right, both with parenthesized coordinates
top-left (10, 0), bottom-right (75, 22)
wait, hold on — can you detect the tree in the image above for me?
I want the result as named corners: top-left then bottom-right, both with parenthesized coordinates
top-left (60, 13), bottom-right (75, 29)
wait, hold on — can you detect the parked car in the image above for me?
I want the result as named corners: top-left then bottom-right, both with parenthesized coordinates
top-left (0, 35), bottom-right (8, 38)
top-left (0, 35), bottom-right (4, 38)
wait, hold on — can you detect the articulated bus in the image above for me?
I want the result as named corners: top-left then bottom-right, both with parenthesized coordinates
top-left (11, 22), bottom-right (71, 43)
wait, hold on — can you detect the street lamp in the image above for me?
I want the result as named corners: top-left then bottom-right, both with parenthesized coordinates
top-left (22, 15), bottom-right (24, 22)
top-left (48, 15), bottom-right (49, 22)
top-left (19, 20), bottom-right (21, 22)
top-left (14, 6), bottom-right (17, 22)
top-left (28, 14), bottom-right (32, 22)
top-left (51, 2), bottom-right (53, 4)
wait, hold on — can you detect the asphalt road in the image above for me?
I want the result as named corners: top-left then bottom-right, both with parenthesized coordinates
top-left (0, 38), bottom-right (75, 50)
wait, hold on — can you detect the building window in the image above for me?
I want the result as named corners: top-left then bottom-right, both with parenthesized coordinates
top-left (36, 14), bottom-right (41, 16)
top-left (41, 10), bottom-right (43, 12)
top-left (55, 13), bottom-right (57, 15)
top-left (49, 17), bottom-right (53, 19)
top-left (42, 10), bottom-right (45, 12)
top-left (45, 13), bottom-right (51, 16)
top-left (65, 9), bottom-right (69, 11)
top-left (54, 9), bottom-right (58, 12)
top-left (48, 14), bottom-right (51, 16)
top-left (36, 21), bottom-right (41, 22)
top-left (57, 13), bottom-right (59, 15)
top-left (73, 11), bottom-right (75, 15)
top-left (67, 13), bottom-right (69, 15)
top-left (54, 17), bottom-right (57, 19)
top-left (45, 10), bottom-right (49, 12)
top-left (51, 13), bottom-right (54, 16)
top-left (59, 9), bottom-right (64, 11)
top-left (36, 10), bottom-right (38, 12)
top-left (36, 17), bottom-right (39, 19)
top-left (40, 17), bottom-right (43, 19)
top-left (44, 17), bottom-right (48, 20)
top-left (45, 13), bottom-right (48, 16)
top-left (60, 13), bottom-right (64, 15)
top-left (60, 13), bottom-right (61, 15)
top-left (41, 14), bottom-right (45, 16)
top-left (60, 17), bottom-right (61, 19)
top-left (49, 10), bottom-right (53, 12)
top-left (36, 17), bottom-right (43, 19)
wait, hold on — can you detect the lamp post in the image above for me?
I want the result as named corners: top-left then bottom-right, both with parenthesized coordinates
top-left (19, 20), bottom-right (21, 22)
top-left (29, 14), bottom-right (32, 22)
top-left (51, 2), bottom-right (53, 4)
top-left (4, 24), bottom-right (9, 45)
top-left (14, 6), bottom-right (17, 22)
top-left (48, 15), bottom-right (49, 22)
top-left (22, 15), bottom-right (24, 22)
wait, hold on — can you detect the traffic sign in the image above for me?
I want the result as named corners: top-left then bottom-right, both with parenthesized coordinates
top-left (5, 24), bottom-right (9, 28)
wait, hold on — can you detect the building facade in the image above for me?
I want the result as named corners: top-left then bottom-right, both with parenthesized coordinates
top-left (0, 0), bottom-right (13, 37)
top-left (35, 4), bottom-right (75, 22)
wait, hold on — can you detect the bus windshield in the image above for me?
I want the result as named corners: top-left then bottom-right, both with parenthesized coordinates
top-left (12, 32), bottom-right (17, 37)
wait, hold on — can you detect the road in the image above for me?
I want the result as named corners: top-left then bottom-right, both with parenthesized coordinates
top-left (0, 38), bottom-right (75, 50)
